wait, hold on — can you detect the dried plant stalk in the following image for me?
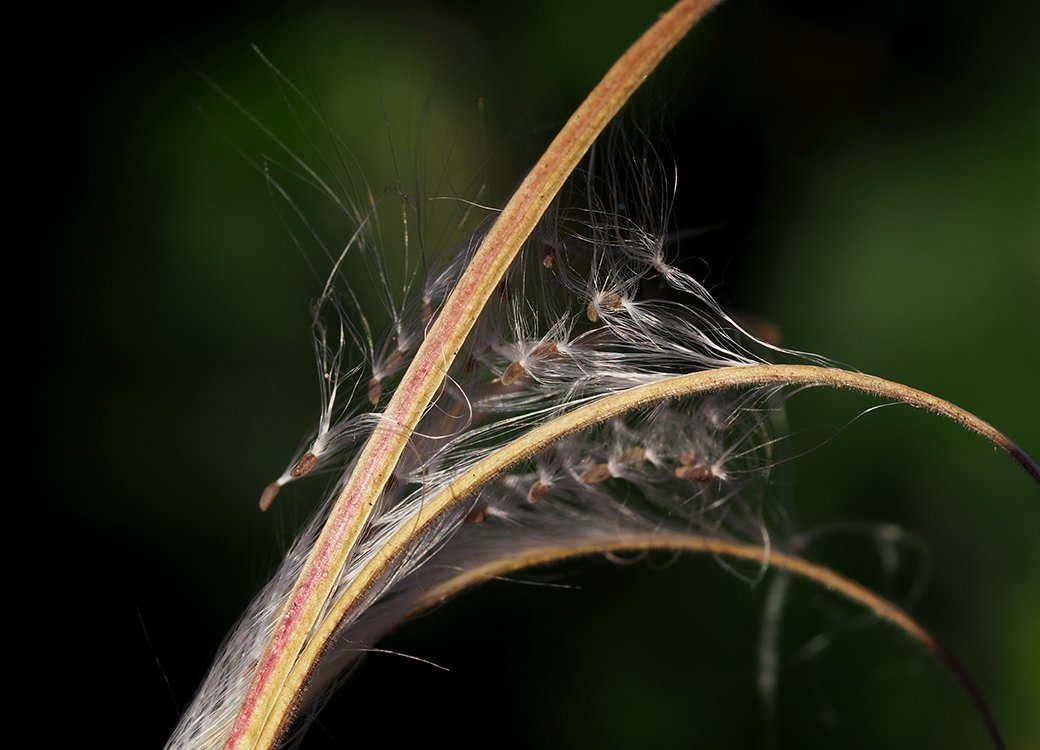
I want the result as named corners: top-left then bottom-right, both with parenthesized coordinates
top-left (221, 2), bottom-right (721, 747)
top-left (165, 2), bottom-right (1038, 748)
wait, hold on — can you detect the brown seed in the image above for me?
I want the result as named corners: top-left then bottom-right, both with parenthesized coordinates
top-left (678, 452), bottom-right (698, 466)
top-left (542, 247), bottom-right (555, 269)
top-left (384, 347), bottom-right (404, 374)
top-left (527, 480), bottom-right (551, 504)
top-left (367, 376), bottom-right (382, 405)
top-left (464, 504), bottom-right (490, 524)
top-left (674, 465), bottom-right (714, 482)
top-left (531, 342), bottom-right (559, 359)
top-left (621, 446), bottom-right (646, 463)
top-left (421, 299), bottom-right (435, 327)
top-left (258, 482), bottom-right (281, 512)
top-left (501, 360), bottom-right (526, 385)
top-left (290, 451), bottom-right (318, 478)
top-left (587, 292), bottom-right (623, 322)
top-left (580, 463), bottom-right (612, 484)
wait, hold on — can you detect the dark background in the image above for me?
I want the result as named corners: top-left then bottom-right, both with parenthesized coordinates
top-left (42, 0), bottom-right (1037, 747)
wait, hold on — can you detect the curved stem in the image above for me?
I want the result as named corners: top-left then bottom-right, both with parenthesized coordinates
top-left (275, 363), bottom-right (1033, 746)
top-left (224, 2), bottom-right (722, 747)
top-left (408, 534), bottom-right (1005, 750)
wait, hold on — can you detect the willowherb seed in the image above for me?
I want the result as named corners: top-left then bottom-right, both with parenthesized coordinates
top-left (290, 451), bottom-right (318, 478)
top-left (367, 377), bottom-right (382, 406)
top-left (531, 342), bottom-right (560, 359)
top-left (384, 347), bottom-right (405, 374)
top-left (580, 463), bottom-right (613, 484)
top-left (258, 482), bottom-right (281, 512)
top-left (674, 464), bottom-right (714, 482)
top-left (527, 480), bottom-right (551, 504)
top-left (542, 245), bottom-right (556, 269)
top-left (587, 291), bottom-right (624, 322)
top-left (621, 446), bottom-right (646, 463)
top-left (501, 361), bottom-right (526, 386)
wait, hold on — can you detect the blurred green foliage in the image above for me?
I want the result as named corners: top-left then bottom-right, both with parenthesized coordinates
top-left (47, 0), bottom-right (1037, 746)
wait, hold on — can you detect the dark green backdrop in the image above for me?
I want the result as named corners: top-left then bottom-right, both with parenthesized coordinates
top-left (46, 0), bottom-right (1037, 746)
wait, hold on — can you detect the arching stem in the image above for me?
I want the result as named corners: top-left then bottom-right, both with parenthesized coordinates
top-left (273, 363), bottom-right (1034, 748)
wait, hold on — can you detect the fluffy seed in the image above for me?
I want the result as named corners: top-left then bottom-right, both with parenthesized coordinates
top-left (464, 504), bottom-right (490, 524)
top-left (258, 482), bottom-right (281, 512)
top-left (501, 361), bottom-right (526, 385)
top-left (579, 463), bottom-right (613, 484)
top-left (367, 377), bottom-right (382, 406)
top-left (384, 347), bottom-right (405, 374)
top-left (674, 465), bottom-right (714, 482)
top-left (587, 291), bottom-right (624, 322)
top-left (527, 480), bottom-right (551, 503)
top-left (621, 446), bottom-right (646, 463)
top-left (290, 451), bottom-right (318, 478)
top-left (531, 342), bottom-right (559, 359)
top-left (542, 246), bottom-right (555, 268)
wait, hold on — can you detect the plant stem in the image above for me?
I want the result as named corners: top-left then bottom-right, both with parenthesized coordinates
top-left (412, 535), bottom-right (1005, 750)
top-left (272, 363), bottom-right (1032, 748)
top-left (223, 2), bottom-right (722, 747)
